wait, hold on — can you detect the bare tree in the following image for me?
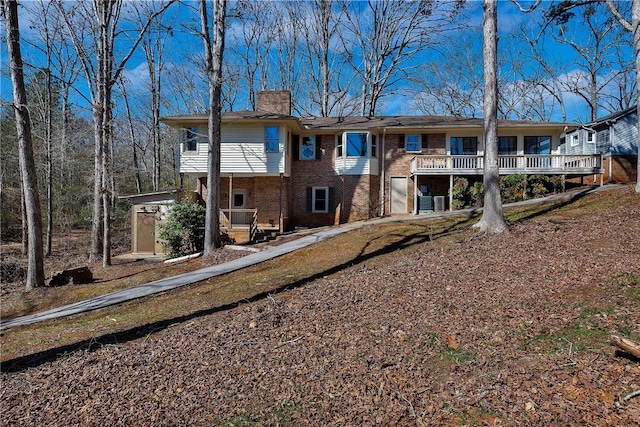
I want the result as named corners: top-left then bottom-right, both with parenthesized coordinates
top-left (475, 0), bottom-right (507, 234)
top-left (545, 0), bottom-right (639, 192)
top-left (136, 3), bottom-right (176, 192)
top-left (228, 0), bottom-right (274, 110)
top-left (2, 0), bottom-right (46, 289)
top-left (338, 0), bottom-right (464, 116)
top-left (200, 0), bottom-right (227, 253)
top-left (118, 79), bottom-right (144, 193)
top-left (54, 0), bottom-right (175, 265)
top-left (605, 0), bottom-right (639, 193)
top-left (412, 35), bottom-right (483, 117)
top-left (518, 24), bottom-right (569, 121)
top-left (296, 0), bottom-right (357, 116)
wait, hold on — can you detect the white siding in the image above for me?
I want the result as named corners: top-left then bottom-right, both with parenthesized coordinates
top-left (334, 157), bottom-right (376, 175)
top-left (179, 124), bottom-right (287, 175)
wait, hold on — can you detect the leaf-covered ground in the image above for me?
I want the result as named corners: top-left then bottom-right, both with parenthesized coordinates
top-left (2, 186), bottom-right (640, 426)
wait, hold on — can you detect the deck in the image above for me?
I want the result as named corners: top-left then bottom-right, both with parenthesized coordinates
top-left (411, 154), bottom-right (603, 176)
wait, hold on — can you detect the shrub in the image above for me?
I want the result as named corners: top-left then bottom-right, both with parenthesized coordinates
top-left (500, 174), bottom-right (527, 203)
top-left (159, 201), bottom-right (206, 258)
top-left (451, 177), bottom-right (470, 209)
top-left (471, 181), bottom-right (484, 207)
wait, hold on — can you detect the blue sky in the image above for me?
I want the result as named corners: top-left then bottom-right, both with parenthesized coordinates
top-left (1, 0), bottom-right (635, 124)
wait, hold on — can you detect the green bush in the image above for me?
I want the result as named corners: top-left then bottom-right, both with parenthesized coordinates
top-left (451, 177), bottom-right (470, 209)
top-left (451, 174), bottom-right (561, 210)
top-left (159, 201), bottom-right (206, 258)
top-left (500, 174), bottom-right (527, 203)
top-left (471, 181), bottom-right (484, 207)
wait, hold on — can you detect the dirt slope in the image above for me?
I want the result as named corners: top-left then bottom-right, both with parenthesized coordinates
top-left (1, 186), bottom-right (639, 426)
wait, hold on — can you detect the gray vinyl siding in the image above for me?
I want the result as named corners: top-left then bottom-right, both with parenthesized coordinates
top-left (611, 113), bottom-right (638, 155)
top-left (562, 130), bottom-right (597, 155)
top-left (596, 129), bottom-right (610, 154)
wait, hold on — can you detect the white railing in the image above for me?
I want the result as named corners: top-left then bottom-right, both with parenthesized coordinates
top-left (412, 154), bottom-right (602, 175)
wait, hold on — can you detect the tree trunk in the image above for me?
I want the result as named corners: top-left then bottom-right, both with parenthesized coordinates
top-left (45, 67), bottom-right (53, 257)
top-left (3, 0), bottom-right (46, 290)
top-left (475, 0), bottom-right (507, 234)
top-left (201, 0), bottom-right (227, 254)
top-left (634, 0), bottom-right (640, 193)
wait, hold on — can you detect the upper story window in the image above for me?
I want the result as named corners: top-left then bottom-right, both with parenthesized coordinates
top-left (586, 132), bottom-right (595, 144)
top-left (498, 136), bottom-right (517, 155)
top-left (300, 136), bottom-right (315, 160)
top-left (183, 127), bottom-right (198, 151)
top-left (265, 126), bottom-right (280, 153)
top-left (346, 132), bottom-right (368, 157)
top-left (571, 134), bottom-right (579, 147)
top-left (371, 134), bottom-right (378, 158)
top-left (406, 135), bottom-right (421, 152)
top-left (524, 136), bottom-right (551, 154)
top-left (451, 136), bottom-right (477, 155)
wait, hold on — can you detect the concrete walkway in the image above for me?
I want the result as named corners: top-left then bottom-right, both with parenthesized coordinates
top-left (0, 185), bottom-right (619, 330)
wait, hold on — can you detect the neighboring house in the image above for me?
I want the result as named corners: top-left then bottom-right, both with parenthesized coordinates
top-left (563, 105), bottom-right (638, 184)
top-left (161, 91), bottom-right (604, 242)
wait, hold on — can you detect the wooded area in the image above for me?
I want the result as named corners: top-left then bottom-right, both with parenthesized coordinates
top-left (1, 0), bottom-right (638, 288)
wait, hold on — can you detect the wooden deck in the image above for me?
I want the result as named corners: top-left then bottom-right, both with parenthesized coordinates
top-left (411, 154), bottom-right (604, 176)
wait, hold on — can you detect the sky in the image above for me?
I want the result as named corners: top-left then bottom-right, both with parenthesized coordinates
top-left (0, 0), bottom-right (635, 124)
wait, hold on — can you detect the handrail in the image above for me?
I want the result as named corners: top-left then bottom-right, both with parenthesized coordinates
top-left (219, 208), bottom-right (257, 229)
top-left (249, 210), bottom-right (258, 243)
top-left (412, 154), bottom-right (602, 174)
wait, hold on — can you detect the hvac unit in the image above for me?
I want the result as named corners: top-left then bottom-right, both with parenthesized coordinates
top-left (434, 196), bottom-right (446, 212)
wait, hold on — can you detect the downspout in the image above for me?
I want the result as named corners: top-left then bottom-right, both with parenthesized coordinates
top-left (608, 125), bottom-right (614, 184)
top-left (380, 128), bottom-right (387, 217)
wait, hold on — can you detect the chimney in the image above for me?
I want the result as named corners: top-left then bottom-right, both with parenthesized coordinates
top-left (257, 90), bottom-right (291, 115)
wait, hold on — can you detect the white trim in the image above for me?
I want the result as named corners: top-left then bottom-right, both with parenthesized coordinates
top-left (312, 186), bottom-right (329, 213)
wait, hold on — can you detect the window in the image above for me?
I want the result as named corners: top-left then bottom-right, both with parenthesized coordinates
top-left (371, 134), bottom-right (378, 158)
top-left (450, 137), bottom-right (477, 155)
top-left (524, 136), bottom-right (551, 154)
top-left (300, 136), bottom-right (315, 160)
top-left (587, 132), bottom-right (594, 144)
top-left (336, 135), bottom-right (343, 157)
top-left (406, 135), bottom-right (421, 152)
top-left (346, 132), bottom-right (367, 157)
top-left (265, 126), bottom-right (280, 153)
top-left (312, 187), bottom-right (329, 213)
top-left (498, 136), bottom-right (517, 155)
top-left (571, 134), bottom-right (579, 147)
top-left (184, 127), bottom-right (197, 151)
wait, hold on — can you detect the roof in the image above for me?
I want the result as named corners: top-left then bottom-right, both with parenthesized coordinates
top-left (300, 115), bottom-right (574, 131)
top-left (162, 111), bottom-right (575, 132)
top-left (589, 105), bottom-right (638, 128)
top-left (161, 110), bottom-right (299, 124)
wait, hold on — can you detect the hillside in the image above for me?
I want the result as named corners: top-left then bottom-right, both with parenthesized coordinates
top-left (2, 186), bottom-right (640, 426)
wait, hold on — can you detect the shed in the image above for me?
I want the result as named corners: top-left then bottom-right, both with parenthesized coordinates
top-left (118, 190), bottom-right (198, 255)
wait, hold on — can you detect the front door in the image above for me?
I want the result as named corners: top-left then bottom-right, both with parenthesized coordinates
top-left (390, 177), bottom-right (408, 214)
top-left (232, 190), bottom-right (246, 225)
top-left (136, 212), bottom-right (156, 253)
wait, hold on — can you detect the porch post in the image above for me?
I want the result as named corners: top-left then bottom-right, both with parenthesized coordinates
top-left (279, 172), bottom-right (283, 232)
top-left (413, 175), bottom-right (418, 214)
top-left (449, 174), bottom-right (453, 212)
top-left (228, 173), bottom-right (233, 229)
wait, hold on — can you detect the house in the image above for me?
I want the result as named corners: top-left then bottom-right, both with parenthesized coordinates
top-left (563, 105), bottom-right (638, 184)
top-left (161, 91), bottom-right (604, 242)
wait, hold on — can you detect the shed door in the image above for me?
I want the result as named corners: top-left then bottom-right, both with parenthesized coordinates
top-left (390, 177), bottom-right (408, 214)
top-left (136, 212), bottom-right (156, 253)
